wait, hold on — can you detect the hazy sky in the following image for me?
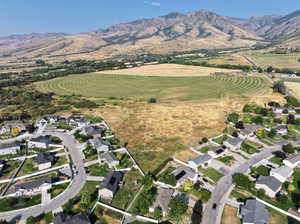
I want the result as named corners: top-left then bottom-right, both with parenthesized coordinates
top-left (1, 0), bottom-right (300, 36)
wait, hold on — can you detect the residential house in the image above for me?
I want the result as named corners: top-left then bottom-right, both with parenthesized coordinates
top-left (88, 137), bottom-right (110, 152)
top-left (283, 154), bottom-right (300, 169)
top-left (274, 125), bottom-right (288, 136)
top-left (238, 124), bottom-right (262, 140)
top-left (81, 126), bottom-right (102, 137)
top-left (255, 176), bottom-right (282, 198)
top-left (149, 188), bottom-right (174, 217)
top-left (6, 177), bottom-right (52, 197)
top-left (39, 116), bottom-right (61, 125)
top-left (54, 212), bottom-right (90, 224)
top-left (68, 117), bottom-right (90, 127)
top-left (188, 154), bottom-right (212, 169)
top-left (223, 137), bottom-right (243, 150)
top-left (0, 142), bottom-right (21, 155)
top-left (98, 171), bottom-right (123, 199)
top-left (36, 152), bottom-right (55, 170)
top-left (27, 135), bottom-right (54, 149)
top-left (273, 107), bottom-right (296, 115)
top-left (171, 166), bottom-right (198, 188)
top-left (208, 147), bottom-right (227, 158)
top-left (240, 199), bottom-right (269, 224)
top-left (1, 123), bottom-right (26, 135)
top-left (100, 152), bottom-right (119, 168)
top-left (270, 166), bottom-right (293, 183)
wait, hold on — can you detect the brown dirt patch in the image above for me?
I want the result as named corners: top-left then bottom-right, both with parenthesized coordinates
top-left (286, 82), bottom-right (300, 99)
top-left (221, 205), bottom-right (240, 224)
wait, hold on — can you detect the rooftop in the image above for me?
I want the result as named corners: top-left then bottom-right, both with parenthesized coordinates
top-left (256, 176), bottom-right (282, 192)
top-left (241, 199), bottom-right (269, 224)
top-left (285, 154), bottom-right (300, 164)
top-left (29, 135), bottom-right (53, 144)
top-left (36, 152), bottom-right (55, 164)
top-left (271, 166), bottom-right (293, 178)
top-left (100, 171), bottom-right (123, 193)
top-left (224, 137), bottom-right (243, 146)
top-left (189, 154), bottom-right (212, 166)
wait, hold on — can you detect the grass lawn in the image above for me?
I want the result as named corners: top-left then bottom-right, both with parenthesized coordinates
top-left (199, 167), bottom-right (224, 182)
top-left (88, 163), bottom-right (110, 177)
top-left (51, 182), bottom-right (70, 199)
top-left (241, 141), bottom-right (259, 154)
top-left (55, 155), bottom-right (68, 166)
top-left (212, 135), bottom-right (229, 145)
top-left (35, 73), bottom-right (270, 101)
top-left (217, 156), bottom-right (236, 166)
top-left (0, 160), bottom-right (20, 180)
top-left (251, 165), bottom-right (270, 176)
top-left (268, 207), bottom-right (289, 224)
top-left (198, 145), bottom-right (216, 153)
top-left (269, 156), bottom-right (283, 166)
top-left (17, 158), bottom-right (38, 177)
top-left (111, 169), bottom-right (143, 209)
top-left (221, 205), bottom-right (240, 224)
top-left (0, 195), bottom-right (41, 212)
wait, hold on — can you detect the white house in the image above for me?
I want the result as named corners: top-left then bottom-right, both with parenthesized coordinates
top-left (255, 176), bottom-right (282, 198)
top-left (270, 166), bottom-right (293, 183)
top-left (0, 142), bottom-right (21, 155)
top-left (27, 135), bottom-right (54, 149)
top-left (68, 117), bottom-right (91, 127)
top-left (36, 152), bottom-right (55, 170)
top-left (171, 166), bottom-right (199, 188)
top-left (188, 154), bottom-right (212, 169)
top-left (283, 154), bottom-right (300, 169)
top-left (223, 137), bottom-right (243, 150)
top-left (98, 171), bottom-right (123, 199)
top-left (6, 177), bottom-right (52, 197)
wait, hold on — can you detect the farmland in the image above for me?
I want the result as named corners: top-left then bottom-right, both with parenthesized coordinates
top-left (96, 63), bottom-right (242, 77)
top-left (285, 81), bottom-right (300, 99)
top-left (246, 53), bottom-right (300, 69)
top-left (35, 73), bottom-right (270, 101)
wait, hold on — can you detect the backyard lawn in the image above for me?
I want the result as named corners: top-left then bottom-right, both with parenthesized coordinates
top-left (221, 205), bottom-right (240, 224)
top-left (198, 145), bottom-right (216, 153)
top-left (199, 167), bottom-right (224, 182)
top-left (17, 158), bottom-right (38, 177)
top-left (51, 182), bottom-right (70, 199)
top-left (0, 161), bottom-right (20, 180)
top-left (88, 163), bottom-right (110, 177)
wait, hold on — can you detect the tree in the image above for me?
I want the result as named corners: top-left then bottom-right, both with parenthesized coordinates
top-left (227, 113), bottom-right (239, 123)
top-left (26, 216), bottom-right (36, 224)
top-left (191, 200), bottom-right (203, 224)
top-left (80, 191), bottom-right (91, 210)
top-left (277, 194), bottom-right (288, 204)
top-left (288, 184), bottom-right (297, 192)
top-left (243, 104), bottom-right (256, 113)
top-left (11, 127), bottom-right (20, 137)
top-left (273, 81), bottom-right (286, 95)
top-left (267, 66), bottom-right (274, 73)
top-left (235, 121), bottom-right (245, 129)
top-left (148, 98), bottom-right (157, 103)
top-left (154, 207), bottom-right (163, 220)
top-left (183, 180), bottom-right (193, 192)
top-left (287, 114), bottom-right (295, 124)
top-left (202, 137), bottom-right (208, 143)
top-left (35, 59), bottom-right (46, 66)
top-left (285, 96), bottom-right (300, 107)
top-left (168, 198), bottom-right (188, 219)
top-left (268, 128), bottom-right (277, 138)
top-left (255, 128), bottom-right (266, 139)
top-left (252, 116), bottom-right (264, 125)
top-left (257, 189), bottom-right (266, 198)
top-left (283, 143), bottom-right (295, 154)
top-left (141, 173), bottom-right (154, 190)
top-left (232, 173), bottom-right (253, 190)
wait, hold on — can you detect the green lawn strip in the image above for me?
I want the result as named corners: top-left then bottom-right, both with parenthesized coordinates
top-left (111, 169), bottom-right (143, 209)
top-left (17, 158), bottom-right (38, 177)
top-left (251, 165), bottom-right (270, 176)
top-left (241, 142), bottom-right (259, 154)
top-left (0, 195), bottom-right (41, 212)
top-left (217, 156), bottom-right (236, 165)
top-left (212, 135), bottom-right (229, 145)
top-left (267, 207), bottom-right (289, 224)
top-left (51, 182), bottom-right (70, 199)
top-left (269, 156), bottom-right (283, 166)
top-left (198, 167), bottom-right (224, 182)
top-left (0, 160), bottom-right (20, 180)
top-left (88, 163), bottom-right (111, 177)
top-left (54, 155), bottom-right (68, 166)
top-left (198, 145), bottom-right (217, 153)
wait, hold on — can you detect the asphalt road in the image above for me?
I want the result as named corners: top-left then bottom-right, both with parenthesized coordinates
top-left (201, 141), bottom-right (292, 224)
top-left (0, 131), bottom-right (87, 223)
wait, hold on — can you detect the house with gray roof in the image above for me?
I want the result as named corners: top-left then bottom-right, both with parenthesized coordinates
top-left (81, 126), bottom-right (102, 137)
top-left (0, 142), bottom-right (21, 155)
top-left (274, 125), bottom-right (288, 136)
top-left (6, 177), bottom-right (52, 197)
top-left (149, 188), bottom-right (174, 216)
top-left (36, 152), bottom-right (55, 170)
top-left (27, 135), bottom-right (54, 149)
top-left (239, 124), bottom-right (262, 140)
top-left (188, 154), bottom-right (212, 169)
top-left (98, 171), bottom-right (123, 199)
top-left (68, 117), bottom-right (91, 127)
top-left (88, 137), bottom-right (109, 152)
top-left (240, 199), bottom-right (269, 224)
top-left (100, 151), bottom-right (119, 168)
top-left (223, 137), bottom-right (243, 150)
top-left (283, 154), bottom-right (300, 168)
top-left (171, 166), bottom-right (198, 188)
top-left (54, 212), bottom-right (90, 224)
top-left (255, 176), bottom-right (282, 198)
top-left (270, 166), bottom-right (293, 183)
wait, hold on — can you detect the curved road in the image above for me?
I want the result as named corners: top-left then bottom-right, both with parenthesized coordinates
top-left (0, 131), bottom-right (87, 222)
top-left (202, 141), bottom-right (293, 224)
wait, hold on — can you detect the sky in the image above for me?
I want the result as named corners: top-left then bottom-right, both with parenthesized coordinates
top-left (0, 0), bottom-right (300, 36)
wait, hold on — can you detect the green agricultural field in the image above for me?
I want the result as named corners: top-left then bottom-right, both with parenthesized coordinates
top-left (35, 73), bottom-right (270, 101)
top-left (247, 53), bottom-right (300, 69)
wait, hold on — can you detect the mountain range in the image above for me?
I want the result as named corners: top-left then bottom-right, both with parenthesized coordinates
top-left (1, 9), bottom-right (300, 61)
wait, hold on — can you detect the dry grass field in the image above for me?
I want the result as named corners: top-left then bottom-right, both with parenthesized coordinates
top-left (285, 82), bottom-right (300, 99)
top-left (96, 64), bottom-right (242, 77)
top-left (194, 54), bottom-right (252, 66)
top-left (86, 92), bottom-right (284, 171)
top-left (221, 205), bottom-right (240, 224)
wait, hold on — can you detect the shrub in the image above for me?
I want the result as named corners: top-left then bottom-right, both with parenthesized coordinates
top-left (154, 207), bottom-right (163, 220)
top-left (169, 198), bottom-right (188, 219)
top-left (227, 113), bottom-right (239, 123)
top-left (148, 98), bottom-right (157, 103)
